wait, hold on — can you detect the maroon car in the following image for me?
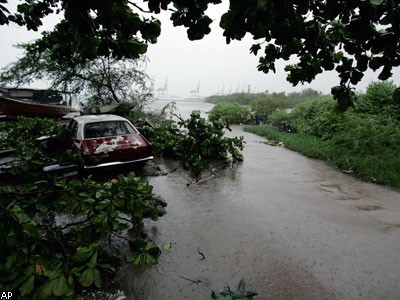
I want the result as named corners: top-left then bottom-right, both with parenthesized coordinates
top-left (66, 114), bottom-right (153, 169)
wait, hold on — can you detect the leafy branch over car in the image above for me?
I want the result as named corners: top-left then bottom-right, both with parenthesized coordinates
top-left (144, 111), bottom-right (244, 177)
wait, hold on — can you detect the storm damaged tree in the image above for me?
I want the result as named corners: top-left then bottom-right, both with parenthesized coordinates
top-left (2, 0), bottom-right (400, 109)
top-left (0, 46), bottom-right (153, 107)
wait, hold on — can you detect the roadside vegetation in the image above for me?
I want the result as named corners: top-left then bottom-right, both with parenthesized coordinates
top-left (206, 89), bottom-right (325, 107)
top-left (208, 102), bottom-right (252, 125)
top-left (244, 81), bottom-right (400, 189)
top-left (206, 89), bottom-right (326, 125)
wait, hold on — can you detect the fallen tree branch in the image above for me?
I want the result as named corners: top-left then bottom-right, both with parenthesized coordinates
top-left (197, 246), bottom-right (206, 260)
top-left (180, 276), bottom-right (202, 284)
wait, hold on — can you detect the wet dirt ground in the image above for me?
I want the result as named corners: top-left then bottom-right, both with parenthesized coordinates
top-left (115, 124), bottom-right (400, 300)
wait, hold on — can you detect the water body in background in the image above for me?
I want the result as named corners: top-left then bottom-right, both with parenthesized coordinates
top-left (147, 98), bottom-right (214, 119)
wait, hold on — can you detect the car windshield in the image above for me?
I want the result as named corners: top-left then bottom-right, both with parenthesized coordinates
top-left (84, 121), bottom-right (138, 138)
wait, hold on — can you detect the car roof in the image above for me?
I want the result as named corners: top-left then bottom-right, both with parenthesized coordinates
top-left (73, 114), bottom-right (130, 124)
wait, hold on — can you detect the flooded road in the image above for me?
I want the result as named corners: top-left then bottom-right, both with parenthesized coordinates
top-left (117, 101), bottom-right (400, 300)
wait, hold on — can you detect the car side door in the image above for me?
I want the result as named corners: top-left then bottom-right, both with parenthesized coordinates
top-left (67, 120), bottom-right (80, 151)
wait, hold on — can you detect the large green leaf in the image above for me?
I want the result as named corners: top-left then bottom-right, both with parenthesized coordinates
top-left (370, 0), bottom-right (384, 5)
top-left (93, 268), bottom-right (102, 288)
top-left (88, 251), bottom-right (98, 268)
top-left (20, 275), bottom-right (35, 296)
top-left (73, 245), bottom-right (96, 263)
top-left (79, 268), bottom-right (96, 287)
top-left (162, 242), bottom-right (172, 250)
top-left (10, 205), bottom-right (30, 224)
top-left (39, 279), bottom-right (55, 299)
top-left (52, 275), bottom-right (68, 297)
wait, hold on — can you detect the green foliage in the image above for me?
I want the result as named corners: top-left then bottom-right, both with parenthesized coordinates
top-left (0, 172), bottom-right (162, 299)
top-left (0, 117), bottom-right (74, 180)
top-left (211, 280), bottom-right (258, 300)
top-left (205, 93), bottom-right (266, 105)
top-left (208, 102), bottom-right (252, 125)
top-left (392, 87), bottom-right (400, 105)
top-left (205, 89), bottom-right (327, 109)
top-left (331, 86), bottom-right (356, 111)
top-left (0, 116), bottom-right (55, 149)
top-left (250, 96), bottom-right (288, 124)
top-left (286, 89), bottom-right (323, 107)
top-left (4, 1), bottom-right (160, 65)
top-left (145, 111), bottom-right (244, 176)
top-left (328, 113), bottom-right (400, 157)
top-left (129, 238), bottom-right (161, 265)
top-left (142, 119), bottom-right (186, 157)
top-left (287, 97), bottom-right (341, 137)
top-left (355, 81), bottom-right (400, 118)
top-left (268, 109), bottom-right (290, 125)
top-left (0, 50), bottom-right (152, 106)
top-left (268, 109), bottom-right (297, 133)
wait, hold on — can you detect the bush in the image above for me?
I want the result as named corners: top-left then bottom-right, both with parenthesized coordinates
top-left (205, 93), bottom-right (264, 105)
top-left (0, 171), bottom-right (164, 299)
top-left (249, 96), bottom-right (288, 124)
top-left (288, 97), bottom-right (343, 137)
top-left (145, 111), bottom-right (245, 176)
top-left (0, 116), bottom-right (56, 149)
top-left (328, 112), bottom-right (400, 156)
top-left (355, 81), bottom-right (400, 119)
top-left (0, 117), bottom-right (75, 180)
top-left (208, 102), bottom-right (252, 125)
top-left (268, 109), bottom-right (297, 133)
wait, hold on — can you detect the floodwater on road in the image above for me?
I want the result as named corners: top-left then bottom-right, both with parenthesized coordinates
top-left (116, 100), bottom-right (400, 300)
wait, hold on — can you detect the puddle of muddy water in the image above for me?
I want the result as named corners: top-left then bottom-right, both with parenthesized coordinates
top-left (116, 160), bottom-right (336, 300)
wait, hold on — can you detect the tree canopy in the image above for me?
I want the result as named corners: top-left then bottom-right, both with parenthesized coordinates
top-left (1, 0), bottom-right (400, 107)
top-left (0, 44), bottom-right (152, 105)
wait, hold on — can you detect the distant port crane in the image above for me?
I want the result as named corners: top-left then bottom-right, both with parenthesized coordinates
top-left (156, 77), bottom-right (168, 97)
top-left (190, 81), bottom-right (200, 98)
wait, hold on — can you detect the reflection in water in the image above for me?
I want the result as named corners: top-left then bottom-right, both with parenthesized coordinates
top-left (115, 101), bottom-right (400, 300)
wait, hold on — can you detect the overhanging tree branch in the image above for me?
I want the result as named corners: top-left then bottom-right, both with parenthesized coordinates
top-left (2, 0), bottom-right (399, 108)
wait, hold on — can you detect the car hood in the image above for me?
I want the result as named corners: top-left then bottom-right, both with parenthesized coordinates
top-left (82, 134), bottom-right (150, 155)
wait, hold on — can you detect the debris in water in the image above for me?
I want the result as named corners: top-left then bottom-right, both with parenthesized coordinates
top-left (197, 246), bottom-right (206, 260)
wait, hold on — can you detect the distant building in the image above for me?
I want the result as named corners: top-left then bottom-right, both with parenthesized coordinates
top-left (0, 87), bottom-right (64, 104)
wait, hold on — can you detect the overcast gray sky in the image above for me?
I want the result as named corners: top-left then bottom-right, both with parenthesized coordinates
top-left (1, 1), bottom-right (399, 98)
